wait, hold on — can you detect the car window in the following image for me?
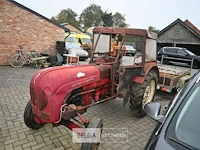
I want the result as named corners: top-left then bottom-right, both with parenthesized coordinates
top-left (158, 48), bottom-right (163, 54)
top-left (81, 38), bottom-right (92, 45)
top-left (175, 86), bottom-right (200, 149)
top-left (164, 48), bottom-right (177, 54)
top-left (185, 50), bottom-right (196, 56)
top-left (177, 49), bottom-right (187, 56)
top-left (166, 83), bottom-right (200, 149)
top-left (160, 48), bottom-right (163, 51)
top-left (66, 37), bottom-right (79, 43)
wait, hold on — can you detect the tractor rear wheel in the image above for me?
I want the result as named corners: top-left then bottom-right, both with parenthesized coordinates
top-left (24, 100), bottom-right (44, 129)
top-left (81, 117), bottom-right (103, 150)
top-left (129, 71), bottom-right (157, 117)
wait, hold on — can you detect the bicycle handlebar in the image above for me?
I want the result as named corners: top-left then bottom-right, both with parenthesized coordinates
top-left (16, 49), bottom-right (38, 54)
top-left (30, 50), bottom-right (38, 53)
top-left (16, 46), bottom-right (50, 56)
top-left (16, 49), bottom-right (23, 53)
top-left (18, 46), bottom-right (38, 52)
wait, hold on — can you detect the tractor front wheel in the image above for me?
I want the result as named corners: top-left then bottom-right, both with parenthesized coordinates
top-left (24, 100), bottom-right (44, 129)
top-left (81, 117), bottom-right (103, 150)
top-left (129, 71), bottom-right (157, 117)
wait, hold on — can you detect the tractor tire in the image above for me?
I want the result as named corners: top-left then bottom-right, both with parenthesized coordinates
top-left (56, 41), bottom-right (65, 46)
top-left (56, 46), bottom-right (65, 49)
top-left (81, 118), bottom-right (103, 150)
top-left (24, 100), bottom-right (44, 129)
top-left (48, 55), bottom-right (57, 61)
top-left (48, 55), bottom-right (57, 66)
top-left (129, 71), bottom-right (157, 118)
top-left (57, 49), bottom-right (66, 55)
top-left (56, 45), bottom-right (65, 48)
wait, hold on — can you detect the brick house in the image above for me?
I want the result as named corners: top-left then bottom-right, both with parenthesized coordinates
top-left (0, 0), bottom-right (70, 65)
top-left (157, 18), bottom-right (200, 55)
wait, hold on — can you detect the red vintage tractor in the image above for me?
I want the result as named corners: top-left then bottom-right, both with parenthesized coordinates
top-left (24, 27), bottom-right (159, 149)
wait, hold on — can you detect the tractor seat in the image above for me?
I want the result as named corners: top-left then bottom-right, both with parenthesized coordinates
top-left (120, 55), bottom-right (142, 66)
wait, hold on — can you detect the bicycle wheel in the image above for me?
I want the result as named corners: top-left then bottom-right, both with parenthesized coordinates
top-left (8, 54), bottom-right (24, 67)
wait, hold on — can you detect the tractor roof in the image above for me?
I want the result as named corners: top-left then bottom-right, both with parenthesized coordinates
top-left (93, 27), bottom-right (157, 40)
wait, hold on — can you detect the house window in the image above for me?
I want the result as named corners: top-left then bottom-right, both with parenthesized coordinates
top-left (174, 28), bottom-right (180, 34)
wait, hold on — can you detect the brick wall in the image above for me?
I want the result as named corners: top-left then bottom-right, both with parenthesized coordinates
top-left (0, 0), bottom-right (66, 65)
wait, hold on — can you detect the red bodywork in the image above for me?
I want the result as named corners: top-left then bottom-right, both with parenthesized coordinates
top-left (30, 64), bottom-right (112, 123)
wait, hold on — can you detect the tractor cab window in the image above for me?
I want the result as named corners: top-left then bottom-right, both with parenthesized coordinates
top-left (93, 33), bottom-right (124, 57)
top-left (110, 34), bottom-right (122, 57)
top-left (93, 34), bottom-right (110, 54)
top-left (123, 36), bottom-right (142, 57)
top-left (120, 36), bottom-right (143, 66)
top-left (92, 33), bottom-right (115, 63)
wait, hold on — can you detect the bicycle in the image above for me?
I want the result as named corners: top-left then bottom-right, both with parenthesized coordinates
top-left (8, 46), bottom-right (42, 68)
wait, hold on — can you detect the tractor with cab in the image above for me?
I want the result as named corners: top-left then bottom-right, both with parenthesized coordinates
top-left (24, 27), bottom-right (159, 150)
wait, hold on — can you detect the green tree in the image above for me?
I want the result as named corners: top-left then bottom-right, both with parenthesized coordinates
top-left (80, 3), bottom-right (103, 32)
top-left (148, 26), bottom-right (159, 33)
top-left (101, 11), bottom-right (113, 27)
top-left (51, 8), bottom-right (80, 28)
top-left (113, 12), bottom-right (128, 27)
top-left (51, 16), bottom-right (57, 22)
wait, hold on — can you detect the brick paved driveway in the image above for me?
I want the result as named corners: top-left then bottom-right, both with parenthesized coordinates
top-left (0, 66), bottom-right (172, 150)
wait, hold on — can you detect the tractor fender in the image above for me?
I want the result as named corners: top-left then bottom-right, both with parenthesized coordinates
top-left (132, 66), bottom-right (159, 84)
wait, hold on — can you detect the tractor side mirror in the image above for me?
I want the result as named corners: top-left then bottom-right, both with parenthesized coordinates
top-left (144, 102), bottom-right (165, 123)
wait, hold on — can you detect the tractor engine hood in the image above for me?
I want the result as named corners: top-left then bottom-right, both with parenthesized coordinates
top-left (30, 65), bottom-right (100, 123)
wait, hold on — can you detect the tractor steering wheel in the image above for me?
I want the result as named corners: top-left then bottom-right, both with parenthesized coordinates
top-left (103, 55), bottom-right (116, 62)
top-left (103, 56), bottom-right (109, 62)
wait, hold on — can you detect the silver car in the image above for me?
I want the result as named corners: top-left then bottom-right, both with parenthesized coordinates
top-left (124, 45), bottom-right (137, 56)
top-left (65, 42), bottom-right (89, 60)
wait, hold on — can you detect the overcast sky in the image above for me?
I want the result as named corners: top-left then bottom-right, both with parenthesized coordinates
top-left (14, 0), bottom-right (200, 30)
